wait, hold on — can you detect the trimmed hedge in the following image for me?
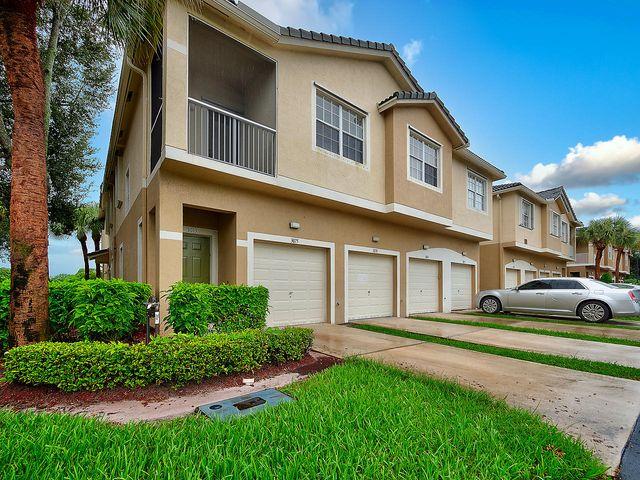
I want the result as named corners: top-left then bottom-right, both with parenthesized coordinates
top-left (166, 282), bottom-right (269, 334)
top-left (3, 327), bottom-right (313, 391)
top-left (0, 279), bottom-right (152, 350)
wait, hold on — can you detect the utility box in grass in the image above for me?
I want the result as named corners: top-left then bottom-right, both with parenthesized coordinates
top-left (197, 388), bottom-right (294, 421)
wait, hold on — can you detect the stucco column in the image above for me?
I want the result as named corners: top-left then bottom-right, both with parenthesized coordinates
top-left (157, 197), bottom-right (183, 332)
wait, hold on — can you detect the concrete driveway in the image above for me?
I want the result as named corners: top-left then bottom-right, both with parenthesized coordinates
top-left (308, 322), bottom-right (640, 470)
top-left (358, 316), bottom-right (640, 368)
top-left (425, 311), bottom-right (640, 342)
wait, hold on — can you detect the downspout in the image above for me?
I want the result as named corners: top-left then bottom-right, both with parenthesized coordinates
top-left (125, 57), bottom-right (148, 285)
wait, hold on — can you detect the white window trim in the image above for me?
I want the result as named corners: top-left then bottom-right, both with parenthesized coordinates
top-left (561, 221), bottom-right (569, 243)
top-left (466, 168), bottom-right (488, 214)
top-left (550, 211), bottom-right (561, 237)
top-left (311, 83), bottom-right (370, 170)
top-left (406, 125), bottom-right (443, 193)
top-left (519, 198), bottom-right (534, 229)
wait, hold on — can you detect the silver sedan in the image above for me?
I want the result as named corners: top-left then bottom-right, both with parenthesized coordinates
top-left (476, 277), bottom-right (640, 323)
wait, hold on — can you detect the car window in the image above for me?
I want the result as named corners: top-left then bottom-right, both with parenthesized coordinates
top-left (550, 280), bottom-right (586, 290)
top-left (589, 280), bottom-right (617, 289)
top-left (518, 280), bottom-right (552, 290)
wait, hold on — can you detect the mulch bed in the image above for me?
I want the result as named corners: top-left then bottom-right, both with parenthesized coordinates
top-left (0, 351), bottom-right (340, 410)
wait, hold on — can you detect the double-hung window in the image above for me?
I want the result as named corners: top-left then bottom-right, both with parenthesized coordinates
top-left (315, 91), bottom-right (365, 164)
top-left (520, 199), bottom-right (534, 229)
top-left (467, 171), bottom-right (487, 211)
top-left (551, 212), bottom-right (561, 237)
top-left (561, 221), bottom-right (568, 243)
top-left (409, 129), bottom-right (440, 188)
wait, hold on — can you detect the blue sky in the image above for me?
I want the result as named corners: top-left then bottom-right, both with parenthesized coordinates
top-left (44, 0), bottom-right (640, 274)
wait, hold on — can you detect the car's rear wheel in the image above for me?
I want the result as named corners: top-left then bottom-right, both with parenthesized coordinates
top-left (578, 301), bottom-right (610, 323)
top-left (480, 296), bottom-right (502, 314)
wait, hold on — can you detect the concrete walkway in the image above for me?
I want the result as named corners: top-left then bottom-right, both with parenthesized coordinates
top-left (424, 311), bottom-right (640, 341)
top-left (308, 323), bottom-right (640, 469)
top-left (357, 317), bottom-right (640, 368)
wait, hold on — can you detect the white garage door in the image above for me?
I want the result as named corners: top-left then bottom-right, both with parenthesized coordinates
top-left (524, 270), bottom-right (536, 282)
top-left (505, 268), bottom-right (519, 289)
top-left (254, 242), bottom-right (326, 327)
top-left (408, 258), bottom-right (440, 314)
top-left (539, 271), bottom-right (549, 278)
top-left (552, 271), bottom-right (562, 277)
top-left (348, 252), bottom-right (394, 320)
top-left (451, 263), bottom-right (473, 311)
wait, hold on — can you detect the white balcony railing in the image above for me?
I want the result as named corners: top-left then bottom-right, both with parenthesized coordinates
top-left (188, 98), bottom-right (276, 176)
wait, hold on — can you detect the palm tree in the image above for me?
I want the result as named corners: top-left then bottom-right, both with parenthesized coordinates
top-left (73, 204), bottom-right (97, 280)
top-left (0, 0), bottom-right (196, 345)
top-left (611, 216), bottom-right (639, 282)
top-left (89, 211), bottom-right (103, 278)
top-left (577, 217), bottom-right (616, 280)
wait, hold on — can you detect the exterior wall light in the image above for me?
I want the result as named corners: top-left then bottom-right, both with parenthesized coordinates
top-left (422, 245), bottom-right (430, 250)
top-left (372, 236), bottom-right (380, 243)
top-left (289, 222), bottom-right (300, 230)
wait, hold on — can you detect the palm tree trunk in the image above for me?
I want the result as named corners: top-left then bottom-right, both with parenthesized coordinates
top-left (614, 249), bottom-right (623, 282)
top-left (0, 0), bottom-right (50, 346)
top-left (92, 234), bottom-right (101, 278)
top-left (79, 236), bottom-right (90, 280)
top-left (594, 247), bottom-right (604, 279)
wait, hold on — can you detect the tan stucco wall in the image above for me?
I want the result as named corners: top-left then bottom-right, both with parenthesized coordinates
top-left (147, 166), bottom-right (481, 323)
top-left (162, 1), bottom-right (498, 233)
top-left (480, 245), bottom-right (569, 290)
top-left (451, 154), bottom-right (493, 235)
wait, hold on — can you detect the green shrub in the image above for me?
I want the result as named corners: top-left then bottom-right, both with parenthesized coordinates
top-left (0, 279), bottom-right (152, 349)
top-left (3, 327), bottom-right (313, 391)
top-left (600, 272), bottom-right (613, 283)
top-left (166, 282), bottom-right (269, 335)
top-left (0, 267), bottom-right (9, 282)
top-left (50, 268), bottom-right (96, 281)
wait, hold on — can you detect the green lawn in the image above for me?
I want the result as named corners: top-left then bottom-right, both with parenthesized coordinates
top-left (353, 323), bottom-right (640, 381)
top-left (0, 359), bottom-right (605, 479)
top-left (414, 315), bottom-right (640, 348)
top-left (465, 311), bottom-right (640, 329)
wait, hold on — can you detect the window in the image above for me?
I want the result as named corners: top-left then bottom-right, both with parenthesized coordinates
top-left (409, 129), bottom-right (440, 188)
top-left (315, 91), bottom-right (365, 164)
top-left (551, 212), bottom-right (561, 237)
top-left (518, 280), bottom-right (552, 290)
top-left (467, 171), bottom-right (487, 212)
top-left (124, 167), bottom-right (130, 211)
top-left (561, 221), bottom-right (568, 243)
top-left (549, 279), bottom-right (585, 289)
top-left (520, 199), bottom-right (534, 229)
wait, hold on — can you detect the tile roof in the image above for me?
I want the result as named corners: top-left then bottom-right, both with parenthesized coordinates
top-left (378, 91), bottom-right (468, 145)
top-left (536, 186), bottom-right (579, 221)
top-left (279, 27), bottom-right (423, 93)
top-left (492, 182), bottom-right (522, 192)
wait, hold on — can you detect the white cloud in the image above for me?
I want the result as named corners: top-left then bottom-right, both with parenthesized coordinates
top-left (402, 39), bottom-right (423, 66)
top-left (569, 192), bottom-right (627, 218)
top-left (630, 215), bottom-right (640, 228)
top-left (515, 135), bottom-right (640, 189)
top-left (242, 0), bottom-right (353, 32)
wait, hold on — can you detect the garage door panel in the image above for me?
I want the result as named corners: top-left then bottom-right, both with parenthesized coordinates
top-left (348, 252), bottom-right (394, 320)
top-left (505, 268), bottom-right (519, 289)
top-left (408, 258), bottom-right (440, 314)
top-left (451, 263), bottom-right (473, 311)
top-left (524, 270), bottom-right (536, 282)
top-left (254, 242), bottom-right (327, 327)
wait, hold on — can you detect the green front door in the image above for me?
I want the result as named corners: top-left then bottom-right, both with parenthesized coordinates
top-left (183, 234), bottom-right (211, 284)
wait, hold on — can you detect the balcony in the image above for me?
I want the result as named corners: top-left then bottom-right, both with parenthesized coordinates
top-left (188, 17), bottom-right (276, 177)
top-left (188, 99), bottom-right (276, 176)
top-left (574, 253), bottom-right (590, 264)
top-left (569, 245), bottom-right (575, 259)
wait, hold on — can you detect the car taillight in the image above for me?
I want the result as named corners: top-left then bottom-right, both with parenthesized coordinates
top-left (628, 290), bottom-right (638, 301)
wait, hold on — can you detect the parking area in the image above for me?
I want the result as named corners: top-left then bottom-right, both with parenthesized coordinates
top-left (309, 322), bottom-right (640, 469)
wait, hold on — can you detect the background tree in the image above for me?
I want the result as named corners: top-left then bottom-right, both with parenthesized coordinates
top-left (0, 3), bottom-right (116, 255)
top-left (0, 0), bottom-right (175, 346)
top-left (611, 216), bottom-right (638, 282)
top-left (577, 217), bottom-right (616, 279)
top-left (89, 209), bottom-right (103, 278)
top-left (71, 203), bottom-right (99, 280)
